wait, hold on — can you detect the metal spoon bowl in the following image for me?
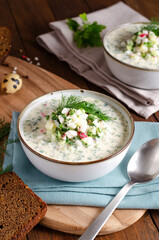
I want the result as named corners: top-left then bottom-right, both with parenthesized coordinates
top-left (79, 138), bottom-right (159, 240)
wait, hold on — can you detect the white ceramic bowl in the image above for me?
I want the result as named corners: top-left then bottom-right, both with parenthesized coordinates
top-left (103, 22), bottom-right (159, 89)
top-left (18, 89), bottom-right (134, 182)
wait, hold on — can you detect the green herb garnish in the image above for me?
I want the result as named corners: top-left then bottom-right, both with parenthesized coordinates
top-left (32, 127), bottom-right (39, 132)
top-left (0, 118), bottom-right (19, 174)
top-left (0, 164), bottom-right (12, 175)
top-left (0, 119), bottom-right (10, 141)
top-left (46, 115), bottom-right (50, 120)
top-left (0, 119), bottom-right (11, 173)
top-left (56, 130), bottom-right (61, 141)
top-left (66, 138), bottom-right (76, 146)
top-left (56, 95), bottom-right (82, 114)
top-left (55, 95), bottom-right (111, 121)
top-left (144, 42), bottom-right (153, 48)
top-left (66, 13), bottom-right (106, 48)
top-left (142, 18), bottom-right (159, 36)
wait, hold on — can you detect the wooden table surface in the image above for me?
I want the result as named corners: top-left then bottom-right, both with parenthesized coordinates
top-left (1, 0), bottom-right (159, 239)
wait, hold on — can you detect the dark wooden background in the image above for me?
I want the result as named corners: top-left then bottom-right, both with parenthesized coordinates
top-left (1, 0), bottom-right (159, 239)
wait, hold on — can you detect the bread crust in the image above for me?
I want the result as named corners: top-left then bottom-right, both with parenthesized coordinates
top-left (0, 171), bottom-right (47, 240)
top-left (0, 27), bottom-right (12, 64)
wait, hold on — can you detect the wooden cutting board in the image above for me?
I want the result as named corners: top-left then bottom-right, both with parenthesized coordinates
top-left (41, 205), bottom-right (146, 235)
top-left (0, 56), bottom-right (146, 235)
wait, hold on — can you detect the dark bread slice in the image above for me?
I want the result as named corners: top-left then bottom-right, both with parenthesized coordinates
top-left (0, 27), bottom-right (12, 64)
top-left (0, 171), bottom-right (47, 240)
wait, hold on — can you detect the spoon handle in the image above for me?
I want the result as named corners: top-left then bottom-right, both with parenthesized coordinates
top-left (78, 181), bottom-right (135, 240)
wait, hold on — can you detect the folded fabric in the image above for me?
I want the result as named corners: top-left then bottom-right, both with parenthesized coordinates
top-left (3, 111), bottom-right (159, 209)
top-left (36, 1), bottom-right (159, 119)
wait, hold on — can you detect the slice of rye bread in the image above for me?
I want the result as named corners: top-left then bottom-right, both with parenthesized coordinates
top-left (0, 171), bottom-right (47, 240)
top-left (0, 27), bottom-right (12, 64)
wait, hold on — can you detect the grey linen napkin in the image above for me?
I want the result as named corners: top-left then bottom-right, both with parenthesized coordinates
top-left (36, 2), bottom-right (159, 118)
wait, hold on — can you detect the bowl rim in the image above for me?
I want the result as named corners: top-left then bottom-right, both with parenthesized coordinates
top-left (103, 22), bottom-right (159, 72)
top-left (17, 89), bottom-right (135, 166)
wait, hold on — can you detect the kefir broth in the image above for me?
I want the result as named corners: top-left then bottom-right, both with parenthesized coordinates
top-left (22, 97), bottom-right (129, 162)
top-left (105, 23), bottom-right (159, 69)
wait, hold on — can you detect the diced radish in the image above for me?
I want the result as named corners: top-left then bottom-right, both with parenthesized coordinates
top-left (139, 33), bottom-right (148, 38)
top-left (41, 112), bottom-right (46, 117)
top-left (61, 134), bottom-right (66, 140)
top-left (78, 131), bottom-right (88, 139)
top-left (40, 129), bottom-right (45, 133)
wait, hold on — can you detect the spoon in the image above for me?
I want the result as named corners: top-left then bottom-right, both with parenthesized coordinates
top-left (78, 138), bottom-right (159, 240)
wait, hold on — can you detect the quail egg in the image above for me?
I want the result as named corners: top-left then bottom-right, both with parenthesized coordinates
top-left (1, 73), bottom-right (22, 94)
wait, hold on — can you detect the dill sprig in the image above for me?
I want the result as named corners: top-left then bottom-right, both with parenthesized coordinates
top-left (0, 164), bottom-right (12, 174)
top-left (142, 18), bottom-right (159, 36)
top-left (0, 139), bottom-right (11, 174)
top-left (0, 118), bottom-right (10, 173)
top-left (0, 118), bottom-right (19, 174)
top-left (0, 118), bottom-right (10, 141)
top-left (55, 95), bottom-right (111, 121)
top-left (56, 95), bottom-right (82, 114)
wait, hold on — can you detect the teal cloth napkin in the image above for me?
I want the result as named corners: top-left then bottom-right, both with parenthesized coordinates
top-left (3, 111), bottom-right (159, 209)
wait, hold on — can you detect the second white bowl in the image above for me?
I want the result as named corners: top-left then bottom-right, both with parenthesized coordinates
top-left (103, 22), bottom-right (159, 89)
